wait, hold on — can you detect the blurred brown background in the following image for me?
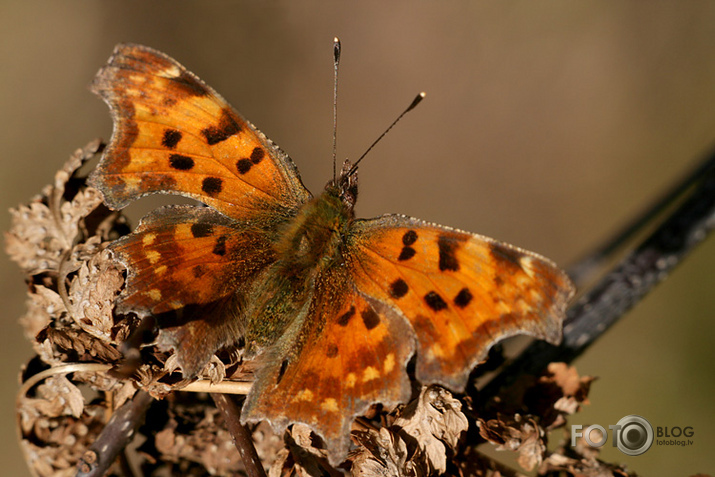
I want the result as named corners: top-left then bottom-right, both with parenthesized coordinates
top-left (2, 1), bottom-right (714, 475)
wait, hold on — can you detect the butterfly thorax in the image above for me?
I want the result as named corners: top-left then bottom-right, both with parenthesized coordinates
top-left (274, 185), bottom-right (354, 273)
top-left (240, 185), bottom-right (355, 352)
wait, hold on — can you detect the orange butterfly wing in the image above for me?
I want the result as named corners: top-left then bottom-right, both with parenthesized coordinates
top-left (110, 205), bottom-right (276, 375)
top-left (89, 44), bottom-right (574, 464)
top-left (242, 214), bottom-right (574, 463)
top-left (111, 205), bottom-right (274, 315)
top-left (242, 266), bottom-right (415, 463)
top-left (88, 43), bottom-right (310, 221)
top-left (87, 44), bottom-right (312, 374)
top-left (349, 214), bottom-right (575, 390)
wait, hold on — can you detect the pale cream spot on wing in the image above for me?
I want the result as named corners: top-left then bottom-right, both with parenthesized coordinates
top-left (362, 366), bottom-right (380, 383)
top-left (146, 250), bottom-right (161, 264)
top-left (295, 389), bottom-right (314, 402)
top-left (125, 87), bottom-right (143, 98)
top-left (519, 256), bottom-right (537, 279)
top-left (530, 289), bottom-right (544, 302)
top-left (430, 343), bottom-right (446, 358)
top-left (517, 301), bottom-right (533, 314)
top-left (383, 353), bottom-right (395, 374)
top-left (123, 175), bottom-right (142, 191)
top-left (145, 289), bottom-right (162, 301)
top-left (154, 265), bottom-right (167, 276)
top-left (320, 398), bottom-right (339, 413)
top-left (515, 274), bottom-right (533, 288)
top-left (142, 233), bottom-right (156, 246)
top-left (345, 373), bottom-right (357, 388)
top-left (157, 64), bottom-right (181, 78)
top-left (496, 301), bottom-right (513, 314)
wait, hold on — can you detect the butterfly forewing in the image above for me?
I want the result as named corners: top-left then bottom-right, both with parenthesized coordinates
top-left (349, 214), bottom-right (575, 391)
top-left (89, 43), bottom-right (310, 221)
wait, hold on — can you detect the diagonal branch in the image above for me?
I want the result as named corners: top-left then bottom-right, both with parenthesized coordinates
top-left (481, 146), bottom-right (715, 399)
top-left (211, 393), bottom-right (267, 477)
top-left (76, 390), bottom-right (153, 477)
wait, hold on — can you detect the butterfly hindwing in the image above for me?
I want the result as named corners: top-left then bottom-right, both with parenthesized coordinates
top-left (348, 214), bottom-right (575, 391)
top-left (89, 43), bottom-right (310, 222)
top-left (242, 266), bottom-right (415, 463)
top-left (111, 205), bottom-right (275, 316)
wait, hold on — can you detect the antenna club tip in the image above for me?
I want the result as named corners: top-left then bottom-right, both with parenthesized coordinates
top-left (333, 38), bottom-right (342, 62)
top-left (406, 92), bottom-right (426, 112)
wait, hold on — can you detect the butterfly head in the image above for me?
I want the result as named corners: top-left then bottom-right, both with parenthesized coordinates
top-left (326, 158), bottom-right (359, 212)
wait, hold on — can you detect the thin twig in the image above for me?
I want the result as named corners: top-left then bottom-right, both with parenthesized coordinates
top-left (211, 393), bottom-right (267, 477)
top-left (481, 146), bottom-right (715, 399)
top-left (76, 390), bottom-right (153, 477)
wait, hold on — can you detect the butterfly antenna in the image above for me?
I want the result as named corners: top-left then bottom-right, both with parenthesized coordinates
top-left (332, 37), bottom-right (341, 183)
top-left (347, 92), bottom-right (426, 177)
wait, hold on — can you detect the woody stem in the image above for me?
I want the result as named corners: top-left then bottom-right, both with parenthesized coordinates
top-left (211, 393), bottom-right (267, 477)
top-left (481, 144), bottom-right (715, 399)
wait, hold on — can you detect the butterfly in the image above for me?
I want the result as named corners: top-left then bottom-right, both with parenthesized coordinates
top-left (89, 43), bottom-right (575, 465)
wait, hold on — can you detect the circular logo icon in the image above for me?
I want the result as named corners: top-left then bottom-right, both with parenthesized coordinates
top-left (615, 415), bottom-right (653, 456)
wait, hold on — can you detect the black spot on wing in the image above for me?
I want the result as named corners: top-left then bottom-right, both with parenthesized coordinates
top-left (250, 147), bottom-right (264, 164)
top-left (201, 108), bottom-right (241, 145)
top-left (361, 307), bottom-right (380, 330)
top-left (174, 70), bottom-right (211, 97)
top-left (190, 223), bottom-right (213, 238)
top-left (437, 235), bottom-right (460, 271)
top-left (389, 278), bottom-right (409, 298)
top-left (424, 291), bottom-right (448, 311)
top-left (454, 287), bottom-right (473, 308)
top-left (236, 158), bottom-right (252, 174)
top-left (402, 230), bottom-right (418, 246)
top-left (276, 359), bottom-right (288, 385)
top-left (212, 235), bottom-right (227, 256)
top-left (398, 247), bottom-right (416, 261)
top-left (162, 129), bottom-right (182, 149)
top-left (192, 265), bottom-right (205, 278)
top-left (169, 154), bottom-right (194, 170)
top-left (337, 306), bottom-right (355, 326)
top-left (326, 343), bottom-right (339, 358)
top-left (490, 245), bottom-right (524, 274)
top-left (202, 177), bottom-right (223, 196)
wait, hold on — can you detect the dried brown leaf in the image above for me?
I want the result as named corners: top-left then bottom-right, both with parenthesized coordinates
top-left (155, 407), bottom-right (247, 475)
top-left (282, 423), bottom-right (343, 477)
top-left (6, 140), bottom-right (104, 275)
top-left (6, 201), bottom-right (67, 274)
top-left (19, 375), bottom-right (85, 437)
top-left (539, 362), bottom-right (594, 416)
top-left (350, 427), bottom-right (427, 477)
top-left (20, 285), bottom-right (65, 341)
top-left (541, 439), bottom-right (636, 477)
top-left (478, 415), bottom-right (546, 472)
top-left (38, 327), bottom-right (122, 364)
top-left (393, 385), bottom-right (468, 474)
top-left (67, 247), bottom-right (123, 340)
top-left (201, 355), bottom-right (226, 385)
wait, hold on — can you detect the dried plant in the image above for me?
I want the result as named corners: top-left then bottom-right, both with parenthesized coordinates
top-left (10, 140), bottom-right (714, 476)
